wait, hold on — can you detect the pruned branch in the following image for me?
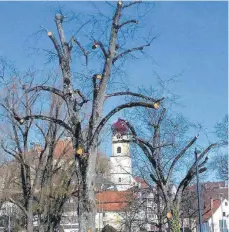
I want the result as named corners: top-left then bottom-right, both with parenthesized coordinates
top-left (55, 14), bottom-right (69, 56)
top-left (198, 156), bottom-right (208, 169)
top-left (113, 118), bottom-right (166, 184)
top-left (26, 85), bottom-right (65, 99)
top-left (46, 30), bottom-right (63, 60)
top-left (175, 143), bottom-right (217, 201)
top-left (196, 143), bottom-right (217, 161)
top-left (113, 39), bottom-right (155, 63)
top-left (91, 99), bottom-right (164, 145)
top-left (166, 135), bottom-right (198, 181)
top-left (106, 91), bottom-right (163, 102)
top-left (93, 41), bottom-right (107, 58)
top-left (15, 114), bottom-right (72, 133)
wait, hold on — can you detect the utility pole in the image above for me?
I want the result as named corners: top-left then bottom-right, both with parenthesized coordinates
top-left (195, 148), bottom-right (203, 232)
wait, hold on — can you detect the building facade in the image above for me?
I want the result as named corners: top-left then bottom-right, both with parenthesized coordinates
top-left (202, 198), bottom-right (229, 232)
top-left (110, 119), bottom-right (136, 191)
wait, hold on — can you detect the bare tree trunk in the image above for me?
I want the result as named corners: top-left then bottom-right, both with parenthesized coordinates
top-left (78, 189), bottom-right (96, 232)
top-left (170, 207), bottom-right (180, 232)
top-left (27, 198), bottom-right (34, 232)
top-left (78, 146), bottom-right (97, 232)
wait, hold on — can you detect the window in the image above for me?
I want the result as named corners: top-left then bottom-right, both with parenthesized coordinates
top-left (117, 146), bottom-right (121, 153)
top-left (223, 212), bottom-right (226, 217)
top-left (119, 177), bottom-right (122, 182)
top-left (219, 220), bottom-right (227, 232)
top-left (103, 213), bottom-right (106, 217)
top-left (225, 202), bottom-right (228, 206)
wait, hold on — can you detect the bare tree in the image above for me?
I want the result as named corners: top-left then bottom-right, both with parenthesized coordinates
top-left (0, 75), bottom-right (79, 232)
top-left (9, 2), bottom-right (163, 231)
top-left (119, 107), bottom-right (217, 232)
top-left (119, 189), bottom-right (146, 232)
top-left (211, 115), bottom-right (228, 180)
top-left (119, 187), bottom-right (159, 232)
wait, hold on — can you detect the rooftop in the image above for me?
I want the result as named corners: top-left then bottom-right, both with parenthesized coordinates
top-left (112, 119), bottom-right (129, 135)
top-left (96, 190), bottom-right (132, 212)
top-left (203, 199), bottom-right (221, 222)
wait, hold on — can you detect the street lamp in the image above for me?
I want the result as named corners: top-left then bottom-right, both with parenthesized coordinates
top-left (195, 148), bottom-right (203, 232)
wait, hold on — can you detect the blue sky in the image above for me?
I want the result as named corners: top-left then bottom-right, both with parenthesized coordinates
top-left (0, 1), bottom-right (227, 145)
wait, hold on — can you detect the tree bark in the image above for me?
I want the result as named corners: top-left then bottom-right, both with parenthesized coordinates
top-left (170, 207), bottom-right (180, 232)
top-left (27, 198), bottom-right (34, 232)
top-left (78, 146), bottom-right (97, 232)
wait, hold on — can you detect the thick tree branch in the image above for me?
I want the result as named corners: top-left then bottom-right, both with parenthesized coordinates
top-left (150, 173), bottom-right (159, 184)
top-left (198, 156), bottom-right (208, 169)
top-left (55, 14), bottom-right (69, 56)
top-left (46, 30), bottom-right (63, 60)
top-left (175, 143), bottom-right (217, 202)
top-left (166, 135), bottom-right (198, 182)
top-left (91, 99), bottom-right (164, 145)
top-left (118, 118), bottom-right (166, 184)
top-left (106, 91), bottom-right (163, 102)
top-left (133, 137), bottom-right (157, 169)
top-left (119, 118), bottom-right (137, 136)
top-left (88, 1), bottom-right (123, 137)
top-left (26, 86), bottom-right (65, 99)
top-left (16, 115), bottom-right (72, 133)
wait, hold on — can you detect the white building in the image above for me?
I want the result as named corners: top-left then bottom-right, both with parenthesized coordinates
top-left (94, 119), bottom-right (158, 232)
top-left (203, 198), bottom-right (229, 232)
top-left (109, 119), bottom-right (136, 191)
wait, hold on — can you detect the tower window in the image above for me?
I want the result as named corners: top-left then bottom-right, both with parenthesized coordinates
top-left (117, 147), bottom-right (121, 153)
top-left (119, 178), bottom-right (121, 182)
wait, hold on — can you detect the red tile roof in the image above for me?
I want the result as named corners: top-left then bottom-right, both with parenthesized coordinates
top-left (96, 191), bottom-right (132, 212)
top-left (203, 199), bottom-right (221, 222)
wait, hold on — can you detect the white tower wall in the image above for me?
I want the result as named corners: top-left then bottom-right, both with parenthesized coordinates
top-left (110, 134), bottom-right (135, 191)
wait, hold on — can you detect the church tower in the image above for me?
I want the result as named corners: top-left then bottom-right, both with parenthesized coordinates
top-left (110, 119), bottom-right (135, 191)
